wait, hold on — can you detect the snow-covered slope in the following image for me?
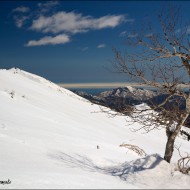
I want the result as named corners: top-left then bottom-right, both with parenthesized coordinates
top-left (0, 68), bottom-right (189, 189)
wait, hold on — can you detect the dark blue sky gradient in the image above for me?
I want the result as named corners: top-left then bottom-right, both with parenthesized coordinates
top-left (0, 1), bottom-right (189, 83)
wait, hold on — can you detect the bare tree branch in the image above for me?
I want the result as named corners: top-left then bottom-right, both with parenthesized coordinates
top-left (109, 5), bottom-right (190, 164)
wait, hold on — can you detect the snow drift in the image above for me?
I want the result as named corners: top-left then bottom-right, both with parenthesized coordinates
top-left (0, 68), bottom-right (189, 189)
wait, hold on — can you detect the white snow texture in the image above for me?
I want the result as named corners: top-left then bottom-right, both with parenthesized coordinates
top-left (0, 68), bottom-right (189, 189)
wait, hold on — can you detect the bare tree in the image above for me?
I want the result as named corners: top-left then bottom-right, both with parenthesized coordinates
top-left (112, 5), bottom-right (190, 163)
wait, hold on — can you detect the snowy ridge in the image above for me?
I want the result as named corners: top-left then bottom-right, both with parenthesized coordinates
top-left (0, 68), bottom-right (189, 189)
top-left (8, 68), bottom-right (85, 100)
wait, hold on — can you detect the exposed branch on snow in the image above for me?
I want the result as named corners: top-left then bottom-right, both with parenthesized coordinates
top-left (119, 143), bottom-right (147, 157)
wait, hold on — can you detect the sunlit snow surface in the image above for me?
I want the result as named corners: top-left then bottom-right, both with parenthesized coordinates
top-left (0, 68), bottom-right (189, 189)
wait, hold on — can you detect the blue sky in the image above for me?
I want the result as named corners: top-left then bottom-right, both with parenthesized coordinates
top-left (1, 1), bottom-right (189, 83)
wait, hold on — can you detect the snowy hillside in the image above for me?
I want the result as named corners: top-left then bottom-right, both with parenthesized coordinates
top-left (0, 68), bottom-right (189, 189)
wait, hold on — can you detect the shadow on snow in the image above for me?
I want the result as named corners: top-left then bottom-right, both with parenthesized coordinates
top-left (48, 152), bottom-right (163, 182)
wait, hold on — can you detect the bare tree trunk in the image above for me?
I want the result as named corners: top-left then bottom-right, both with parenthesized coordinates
top-left (164, 132), bottom-right (176, 163)
top-left (164, 111), bottom-right (189, 163)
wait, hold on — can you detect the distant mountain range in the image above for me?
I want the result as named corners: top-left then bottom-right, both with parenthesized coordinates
top-left (73, 86), bottom-right (189, 130)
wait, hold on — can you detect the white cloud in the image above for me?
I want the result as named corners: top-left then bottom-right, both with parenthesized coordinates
top-left (175, 28), bottom-right (181, 34)
top-left (125, 18), bottom-right (135, 23)
top-left (120, 31), bottom-right (138, 38)
top-left (120, 31), bottom-right (127, 37)
top-left (11, 4), bottom-right (134, 47)
top-left (97, 44), bottom-right (106, 48)
top-left (30, 11), bottom-right (127, 34)
top-left (38, 1), bottom-right (59, 13)
top-left (188, 27), bottom-right (190, 34)
top-left (25, 34), bottom-right (70, 47)
top-left (13, 15), bottom-right (29, 28)
top-left (145, 33), bottom-right (153, 37)
top-left (94, 15), bottom-right (126, 29)
top-left (81, 47), bottom-right (89, 51)
top-left (128, 33), bottom-right (138, 38)
top-left (38, 1), bottom-right (59, 8)
top-left (175, 26), bottom-right (190, 35)
top-left (13, 6), bottom-right (30, 13)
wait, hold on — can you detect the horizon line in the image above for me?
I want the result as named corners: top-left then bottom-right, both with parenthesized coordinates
top-left (58, 82), bottom-right (152, 89)
top-left (57, 82), bottom-right (190, 89)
